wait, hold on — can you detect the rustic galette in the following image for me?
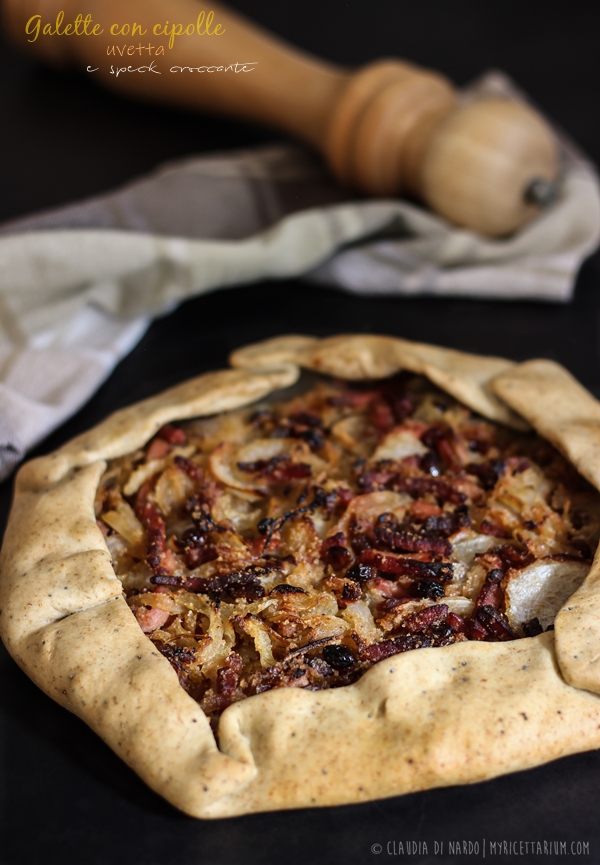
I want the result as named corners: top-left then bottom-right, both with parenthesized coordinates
top-left (3, 334), bottom-right (600, 818)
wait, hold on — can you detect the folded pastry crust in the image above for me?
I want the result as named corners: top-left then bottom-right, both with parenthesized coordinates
top-left (2, 334), bottom-right (600, 819)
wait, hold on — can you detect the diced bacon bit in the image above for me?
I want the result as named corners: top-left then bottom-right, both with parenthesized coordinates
top-left (238, 454), bottom-right (312, 483)
top-left (494, 544), bottom-right (535, 570)
top-left (403, 604), bottom-right (449, 634)
top-left (175, 525), bottom-right (213, 569)
top-left (474, 568), bottom-right (504, 610)
top-left (452, 477), bottom-right (486, 503)
top-left (185, 493), bottom-right (218, 526)
top-left (474, 605), bottom-right (516, 641)
top-left (394, 476), bottom-right (466, 505)
top-left (469, 616), bottom-right (488, 641)
top-left (387, 394), bottom-right (414, 423)
top-left (447, 612), bottom-right (467, 634)
top-left (174, 564), bottom-right (278, 601)
top-left (174, 455), bottom-right (203, 483)
top-left (378, 597), bottom-right (413, 614)
top-left (479, 519), bottom-right (512, 538)
top-left (200, 690), bottom-right (238, 715)
top-left (321, 532), bottom-right (353, 570)
top-left (317, 485), bottom-right (354, 515)
top-left (366, 384), bottom-right (415, 433)
top-left (216, 666), bottom-right (240, 697)
top-left (157, 423), bottom-right (188, 445)
top-left (348, 521), bottom-right (374, 554)
top-left (466, 460), bottom-right (505, 490)
top-left (136, 498), bottom-right (174, 575)
top-left (133, 605), bottom-right (171, 633)
top-left (369, 399), bottom-right (396, 432)
top-left (372, 578), bottom-right (410, 599)
top-left (224, 651), bottom-right (244, 674)
top-left (356, 469), bottom-right (397, 492)
top-left (360, 633), bottom-right (433, 663)
top-left (463, 423), bottom-right (495, 454)
top-left (335, 487), bottom-right (355, 509)
top-left (323, 575), bottom-right (361, 607)
top-left (421, 424), bottom-right (463, 470)
top-left (410, 500), bottom-right (443, 521)
top-left (272, 414), bottom-right (325, 451)
top-left (135, 477), bottom-right (158, 511)
top-left (374, 520), bottom-right (452, 557)
top-left (146, 437), bottom-right (171, 461)
top-left (328, 389), bottom-right (380, 409)
top-left (422, 504), bottom-right (470, 537)
top-left (359, 548), bottom-right (454, 582)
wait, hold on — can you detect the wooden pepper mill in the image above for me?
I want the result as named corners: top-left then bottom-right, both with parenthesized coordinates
top-left (2, 0), bottom-right (559, 237)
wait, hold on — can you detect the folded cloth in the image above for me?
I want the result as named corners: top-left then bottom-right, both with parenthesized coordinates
top-left (0, 71), bottom-right (598, 480)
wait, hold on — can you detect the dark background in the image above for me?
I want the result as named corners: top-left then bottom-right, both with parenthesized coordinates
top-left (2, 2), bottom-right (600, 863)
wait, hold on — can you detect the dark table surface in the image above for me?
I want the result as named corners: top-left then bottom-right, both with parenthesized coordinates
top-left (2, 3), bottom-right (600, 863)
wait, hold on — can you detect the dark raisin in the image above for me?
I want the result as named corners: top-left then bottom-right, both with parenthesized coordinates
top-left (179, 527), bottom-right (206, 548)
top-left (346, 563), bottom-right (374, 583)
top-left (420, 452), bottom-right (442, 477)
top-left (322, 545), bottom-right (353, 570)
top-left (414, 579), bottom-right (445, 600)
top-left (269, 584), bottom-right (308, 596)
top-left (323, 644), bottom-right (356, 670)
top-left (523, 617), bottom-right (543, 637)
top-left (299, 429), bottom-right (325, 451)
top-left (430, 622), bottom-right (453, 640)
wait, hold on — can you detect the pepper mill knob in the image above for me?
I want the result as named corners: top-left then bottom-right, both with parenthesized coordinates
top-left (325, 60), bottom-right (457, 197)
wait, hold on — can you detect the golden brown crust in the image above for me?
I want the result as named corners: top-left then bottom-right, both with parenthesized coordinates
top-left (2, 334), bottom-right (600, 819)
top-left (231, 334), bottom-right (529, 429)
top-left (491, 360), bottom-right (600, 695)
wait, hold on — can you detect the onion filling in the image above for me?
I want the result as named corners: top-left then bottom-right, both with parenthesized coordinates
top-left (95, 375), bottom-right (600, 717)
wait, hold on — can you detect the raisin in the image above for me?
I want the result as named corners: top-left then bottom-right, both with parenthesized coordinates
top-left (414, 579), bottom-right (445, 600)
top-left (523, 617), bottom-right (544, 637)
top-left (346, 563), bottom-right (374, 583)
top-left (323, 644), bottom-right (356, 670)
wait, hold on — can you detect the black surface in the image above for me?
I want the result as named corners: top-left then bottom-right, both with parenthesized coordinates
top-left (2, 3), bottom-right (600, 864)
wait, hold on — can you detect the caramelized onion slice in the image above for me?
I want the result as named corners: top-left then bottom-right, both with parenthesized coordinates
top-left (505, 558), bottom-right (590, 633)
top-left (372, 426), bottom-right (428, 462)
top-left (102, 500), bottom-right (144, 548)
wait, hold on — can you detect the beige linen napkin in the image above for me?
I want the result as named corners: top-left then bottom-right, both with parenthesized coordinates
top-left (0, 71), bottom-right (598, 480)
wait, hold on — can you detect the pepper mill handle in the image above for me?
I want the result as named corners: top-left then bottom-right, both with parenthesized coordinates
top-left (2, 0), bottom-right (559, 236)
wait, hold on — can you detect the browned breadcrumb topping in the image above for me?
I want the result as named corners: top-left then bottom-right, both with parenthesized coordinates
top-left (96, 374), bottom-right (600, 718)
